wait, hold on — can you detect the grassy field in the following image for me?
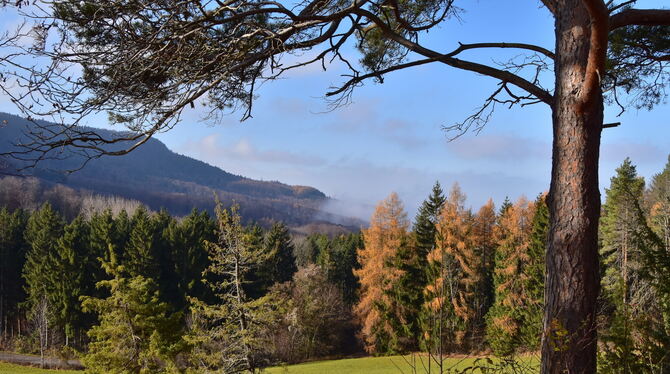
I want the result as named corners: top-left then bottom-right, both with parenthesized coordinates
top-left (265, 355), bottom-right (539, 374)
top-left (1, 355), bottom-right (539, 374)
top-left (0, 362), bottom-right (80, 374)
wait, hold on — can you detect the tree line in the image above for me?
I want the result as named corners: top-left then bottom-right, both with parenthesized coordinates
top-left (0, 201), bottom-right (361, 371)
top-left (354, 183), bottom-right (548, 359)
top-left (1, 155), bottom-right (670, 372)
top-left (352, 155), bottom-right (670, 372)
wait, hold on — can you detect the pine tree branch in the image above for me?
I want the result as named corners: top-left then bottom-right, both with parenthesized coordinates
top-left (352, 8), bottom-right (554, 106)
top-left (610, 8), bottom-right (670, 30)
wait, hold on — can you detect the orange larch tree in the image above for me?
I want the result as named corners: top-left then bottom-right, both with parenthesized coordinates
top-left (354, 192), bottom-right (409, 353)
top-left (424, 183), bottom-right (481, 351)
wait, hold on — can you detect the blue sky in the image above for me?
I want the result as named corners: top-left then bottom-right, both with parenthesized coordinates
top-left (2, 1), bottom-right (669, 221)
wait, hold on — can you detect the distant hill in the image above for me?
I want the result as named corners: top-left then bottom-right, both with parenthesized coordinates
top-left (0, 112), bottom-right (361, 228)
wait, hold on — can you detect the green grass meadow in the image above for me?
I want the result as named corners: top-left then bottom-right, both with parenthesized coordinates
top-left (0, 362), bottom-right (79, 374)
top-left (265, 355), bottom-right (477, 374)
top-left (266, 354), bottom-right (539, 374)
top-left (1, 355), bottom-right (539, 373)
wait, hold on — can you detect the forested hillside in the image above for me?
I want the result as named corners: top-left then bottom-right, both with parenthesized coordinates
top-left (0, 113), bottom-right (357, 227)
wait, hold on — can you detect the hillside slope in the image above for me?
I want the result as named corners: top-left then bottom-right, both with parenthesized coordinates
top-left (0, 113), bottom-right (355, 227)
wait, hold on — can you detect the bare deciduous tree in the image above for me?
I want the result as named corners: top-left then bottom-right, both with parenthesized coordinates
top-left (33, 295), bottom-right (51, 369)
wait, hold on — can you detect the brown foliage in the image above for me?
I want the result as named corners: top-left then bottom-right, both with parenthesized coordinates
top-left (354, 192), bottom-right (409, 353)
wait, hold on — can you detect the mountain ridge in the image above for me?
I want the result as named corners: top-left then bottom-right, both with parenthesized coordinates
top-left (0, 112), bottom-right (359, 228)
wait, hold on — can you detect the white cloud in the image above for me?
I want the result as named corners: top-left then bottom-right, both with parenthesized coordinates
top-left (179, 134), bottom-right (326, 167)
top-left (601, 141), bottom-right (665, 164)
top-left (293, 158), bottom-right (548, 221)
top-left (447, 134), bottom-right (551, 161)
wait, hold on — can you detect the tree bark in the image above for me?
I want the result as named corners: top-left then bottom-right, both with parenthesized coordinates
top-left (542, 1), bottom-right (603, 373)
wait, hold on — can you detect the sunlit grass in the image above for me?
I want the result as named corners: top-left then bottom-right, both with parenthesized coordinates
top-left (0, 362), bottom-right (80, 374)
top-left (1, 353), bottom-right (541, 373)
top-left (265, 354), bottom-right (540, 374)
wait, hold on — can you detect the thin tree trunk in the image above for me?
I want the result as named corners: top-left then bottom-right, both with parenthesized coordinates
top-left (542, 1), bottom-right (603, 373)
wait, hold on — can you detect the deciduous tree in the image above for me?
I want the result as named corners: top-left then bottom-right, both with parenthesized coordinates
top-left (424, 184), bottom-right (479, 351)
top-left (354, 192), bottom-right (409, 354)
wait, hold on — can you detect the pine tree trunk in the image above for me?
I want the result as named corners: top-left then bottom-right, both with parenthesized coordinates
top-left (542, 1), bottom-right (603, 373)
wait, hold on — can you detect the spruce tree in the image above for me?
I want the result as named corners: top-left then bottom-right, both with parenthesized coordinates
top-left (386, 233), bottom-right (424, 351)
top-left (168, 209), bottom-right (216, 309)
top-left (242, 223), bottom-right (267, 300)
top-left (485, 197), bottom-right (536, 356)
top-left (472, 199), bottom-right (497, 342)
top-left (599, 158), bottom-right (664, 372)
top-left (413, 181), bottom-right (446, 260)
top-left (115, 209), bottom-right (132, 254)
top-left (54, 216), bottom-right (91, 347)
top-left (88, 209), bottom-right (124, 290)
top-left (392, 182), bottom-right (446, 351)
top-left (261, 222), bottom-right (297, 289)
top-left (317, 233), bottom-right (362, 305)
top-left (125, 206), bottom-right (159, 280)
top-left (0, 208), bottom-right (28, 339)
top-left (296, 233), bottom-right (327, 267)
top-left (23, 203), bottom-right (65, 336)
top-left (152, 209), bottom-right (179, 309)
top-left (519, 194), bottom-right (549, 349)
top-left (600, 158), bottom-right (648, 309)
top-left (82, 261), bottom-right (184, 374)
